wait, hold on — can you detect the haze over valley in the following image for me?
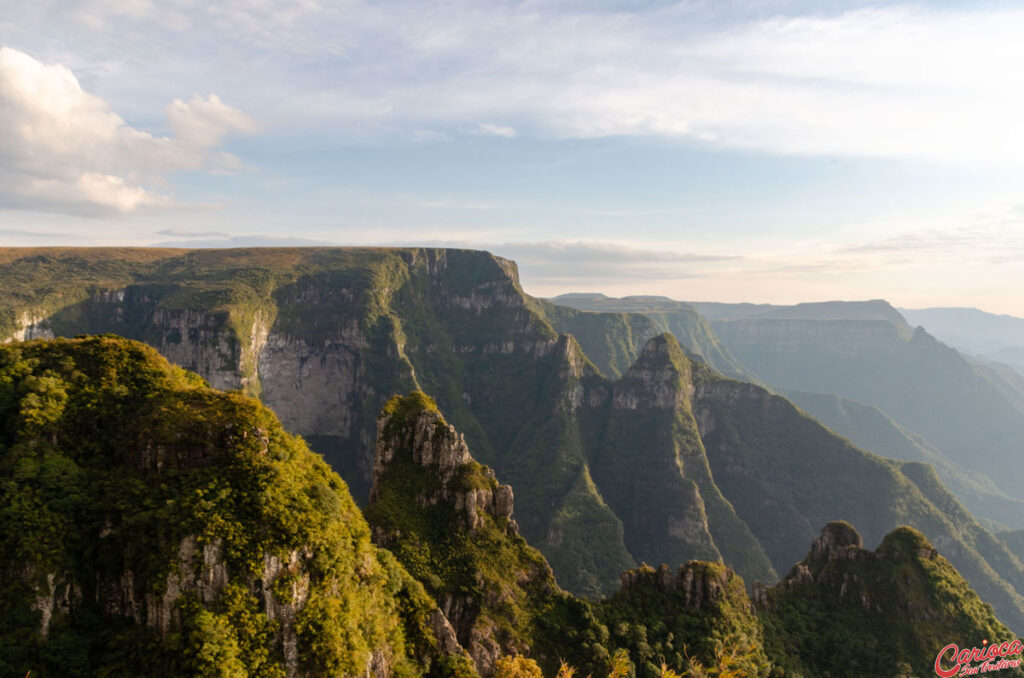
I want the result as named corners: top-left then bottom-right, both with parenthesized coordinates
top-left (4, 1), bottom-right (1024, 676)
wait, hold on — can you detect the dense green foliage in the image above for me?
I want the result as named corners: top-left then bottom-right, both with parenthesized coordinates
top-left (2, 340), bottom-right (1021, 677)
top-left (761, 524), bottom-right (1022, 677)
top-left (598, 563), bottom-right (772, 678)
top-left (367, 394), bottom-right (612, 677)
top-left (0, 337), bottom-right (443, 677)
top-left (5, 248), bottom-right (1024, 635)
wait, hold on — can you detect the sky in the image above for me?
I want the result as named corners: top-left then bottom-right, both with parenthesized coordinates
top-left (3, 0), bottom-right (1024, 314)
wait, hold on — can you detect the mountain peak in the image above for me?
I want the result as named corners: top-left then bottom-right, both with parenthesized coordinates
top-left (811, 520), bottom-right (864, 556)
top-left (367, 393), bottom-right (610, 676)
top-left (633, 332), bottom-right (690, 371)
top-left (371, 392), bottom-right (513, 532)
top-left (613, 334), bottom-right (694, 411)
top-left (877, 526), bottom-right (938, 562)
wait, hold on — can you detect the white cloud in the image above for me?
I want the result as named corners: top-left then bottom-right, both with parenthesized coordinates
top-left (14, 3), bottom-right (1024, 164)
top-left (476, 123), bottom-right (517, 138)
top-left (0, 46), bottom-right (254, 215)
top-left (167, 93), bottom-right (257, 148)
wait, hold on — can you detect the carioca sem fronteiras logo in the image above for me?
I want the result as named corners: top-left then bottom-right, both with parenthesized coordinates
top-left (935, 639), bottom-right (1024, 676)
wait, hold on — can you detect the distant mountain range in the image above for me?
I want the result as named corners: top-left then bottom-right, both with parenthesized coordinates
top-left (3, 248), bottom-right (1024, 675)
top-left (902, 306), bottom-right (1024, 375)
top-left (555, 293), bottom-right (1024, 530)
top-left (3, 340), bottom-right (1018, 677)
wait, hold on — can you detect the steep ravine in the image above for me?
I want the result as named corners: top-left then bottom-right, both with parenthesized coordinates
top-left (5, 247), bottom-right (1024, 629)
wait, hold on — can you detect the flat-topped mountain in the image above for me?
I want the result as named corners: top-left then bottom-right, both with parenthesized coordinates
top-left (4, 338), bottom-right (1022, 677)
top-left (4, 248), bottom-right (1024, 632)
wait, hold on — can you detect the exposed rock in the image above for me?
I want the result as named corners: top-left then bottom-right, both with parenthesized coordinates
top-left (368, 393), bottom-right (587, 676)
top-left (809, 521), bottom-right (864, 562)
top-left (612, 334), bottom-right (692, 411)
top-left (617, 561), bottom-right (742, 612)
top-left (371, 400), bottom-right (516, 534)
top-left (7, 310), bottom-right (54, 342)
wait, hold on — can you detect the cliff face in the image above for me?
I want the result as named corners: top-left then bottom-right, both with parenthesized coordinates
top-left (6, 248), bottom-right (1024, 632)
top-left (599, 561), bottom-right (772, 676)
top-left (366, 393), bottom-right (607, 677)
top-left (587, 335), bottom-right (776, 585)
top-left (560, 296), bottom-right (1024, 532)
top-left (370, 394), bottom-right (515, 534)
top-left (761, 522), bottom-right (1022, 677)
top-left (0, 337), bottom-right (453, 678)
top-left (0, 248), bottom-right (564, 505)
top-left (546, 293), bottom-right (752, 381)
top-left (710, 312), bottom-right (1024, 506)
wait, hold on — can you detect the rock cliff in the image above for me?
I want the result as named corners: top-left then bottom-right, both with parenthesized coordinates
top-left (0, 337), bottom-right (453, 678)
top-left (366, 393), bottom-right (607, 677)
top-left (5, 248), bottom-right (1024, 631)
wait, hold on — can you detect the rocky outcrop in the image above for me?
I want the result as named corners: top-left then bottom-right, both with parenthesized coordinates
top-left (367, 393), bottom-right (599, 677)
top-left (7, 310), bottom-right (54, 342)
top-left (589, 333), bottom-right (777, 587)
top-left (807, 520), bottom-right (863, 562)
top-left (372, 398), bottom-right (516, 533)
top-left (760, 522), bottom-right (1018, 676)
top-left (617, 561), bottom-right (748, 612)
top-left (611, 334), bottom-right (693, 411)
top-left (0, 337), bottom-right (448, 678)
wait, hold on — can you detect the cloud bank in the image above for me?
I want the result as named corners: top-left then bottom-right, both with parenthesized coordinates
top-left (0, 47), bottom-right (254, 215)
top-left (15, 2), bottom-right (1024, 165)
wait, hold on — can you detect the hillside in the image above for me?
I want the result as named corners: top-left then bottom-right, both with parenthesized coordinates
top-left (709, 307), bottom-right (1024, 504)
top-left (761, 522), bottom-right (1022, 676)
top-left (544, 294), bottom-right (752, 380)
top-left (783, 389), bottom-right (1024, 530)
top-left (0, 337), bottom-right (457, 677)
top-left (366, 392), bottom-right (609, 676)
top-left (555, 294), bottom-right (1024, 528)
top-left (4, 337), bottom-right (1023, 677)
top-left (4, 248), bottom-right (1024, 630)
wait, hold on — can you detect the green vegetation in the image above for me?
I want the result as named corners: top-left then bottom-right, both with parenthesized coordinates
top-left (366, 394), bottom-right (612, 677)
top-left (598, 562), bottom-right (771, 678)
top-left (710, 310), bottom-right (1024, 509)
top-left (3, 342), bottom-right (1021, 677)
top-left (783, 388), bottom-right (1024, 531)
top-left (0, 337), bottom-right (448, 677)
top-left (544, 295), bottom-right (752, 381)
top-left (761, 523), bottom-right (1022, 677)
top-left (1000, 530), bottom-right (1024, 562)
top-left (5, 247), bottom-right (1024, 637)
top-left (588, 335), bottom-right (776, 586)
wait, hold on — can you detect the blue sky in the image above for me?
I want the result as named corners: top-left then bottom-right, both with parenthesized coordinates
top-left (3, 0), bottom-right (1024, 313)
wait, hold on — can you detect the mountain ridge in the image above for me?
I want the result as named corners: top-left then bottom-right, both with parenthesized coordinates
top-left (4, 247), bottom-right (1024, 632)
